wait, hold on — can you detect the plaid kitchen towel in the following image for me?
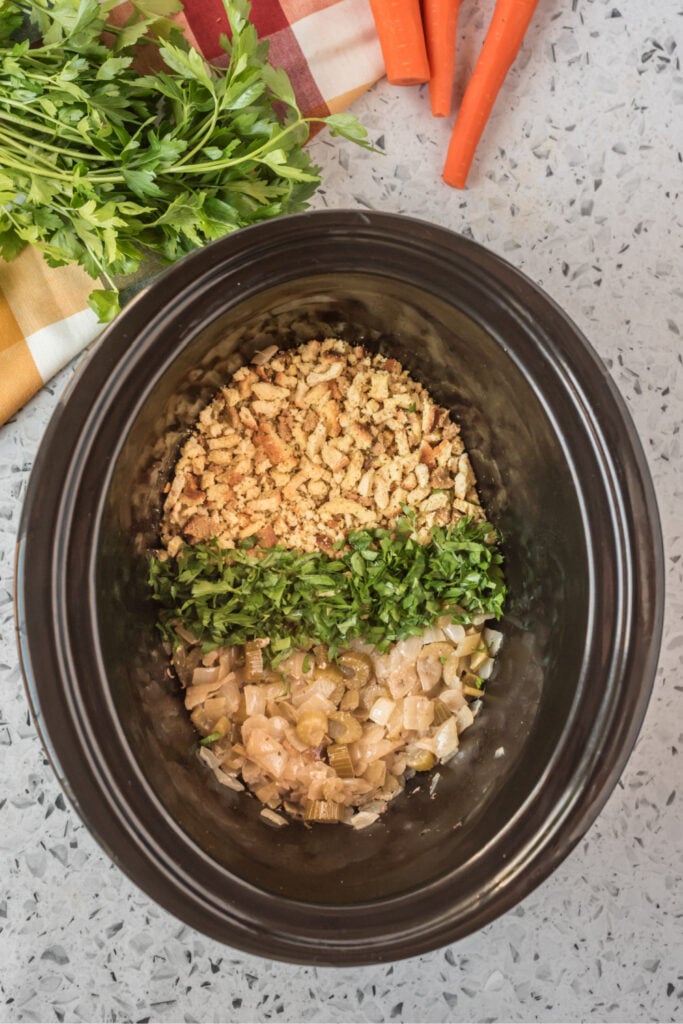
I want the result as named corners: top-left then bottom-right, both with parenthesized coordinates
top-left (0, 0), bottom-right (384, 426)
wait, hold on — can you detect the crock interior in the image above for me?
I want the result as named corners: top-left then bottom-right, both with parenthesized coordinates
top-left (95, 272), bottom-right (587, 905)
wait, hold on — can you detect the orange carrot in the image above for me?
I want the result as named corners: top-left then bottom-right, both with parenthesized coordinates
top-left (369, 0), bottom-right (430, 86)
top-left (443, 0), bottom-right (540, 188)
top-left (424, 0), bottom-right (461, 117)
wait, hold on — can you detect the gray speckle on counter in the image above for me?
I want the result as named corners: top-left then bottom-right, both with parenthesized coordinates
top-left (1, 0), bottom-right (682, 1020)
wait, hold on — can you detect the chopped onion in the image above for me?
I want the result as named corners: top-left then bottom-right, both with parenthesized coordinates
top-left (260, 808), bottom-right (288, 827)
top-left (190, 665), bottom-right (220, 687)
top-left (385, 701), bottom-right (405, 739)
top-left (455, 704), bottom-right (475, 733)
top-left (363, 760), bottom-right (387, 789)
top-left (175, 623), bottom-right (200, 646)
top-left (350, 810), bottom-right (379, 830)
top-left (454, 633), bottom-right (482, 658)
top-left (477, 657), bottom-right (494, 680)
top-left (442, 622), bottom-right (466, 644)
top-left (244, 685), bottom-right (266, 717)
top-left (403, 695), bottom-right (434, 732)
top-left (442, 652), bottom-right (462, 689)
top-left (214, 768), bottom-right (244, 792)
top-left (433, 717), bottom-right (460, 760)
top-left (198, 746), bottom-right (220, 770)
top-left (184, 678), bottom-right (224, 710)
top-left (438, 689), bottom-right (466, 713)
top-left (469, 649), bottom-right (488, 672)
top-left (251, 345), bottom-right (279, 365)
top-left (483, 627), bottom-right (503, 656)
top-left (368, 696), bottom-right (395, 726)
top-left (419, 624), bottom-right (446, 645)
top-left (416, 655), bottom-right (442, 692)
top-left (429, 772), bottom-right (441, 797)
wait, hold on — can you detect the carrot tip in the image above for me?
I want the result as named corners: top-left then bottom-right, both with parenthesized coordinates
top-left (442, 170), bottom-right (467, 189)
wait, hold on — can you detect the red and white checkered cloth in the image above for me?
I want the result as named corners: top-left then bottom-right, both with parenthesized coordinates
top-left (0, 0), bottom-right (384, 425)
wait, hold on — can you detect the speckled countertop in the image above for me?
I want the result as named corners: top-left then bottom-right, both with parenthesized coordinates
top-left (1, 1), bottom-right (682, 1021)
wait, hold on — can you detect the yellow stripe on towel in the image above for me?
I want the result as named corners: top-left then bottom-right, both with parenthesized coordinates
top-left (0, 248), bottom-right (94, 338)
top-left (0, 286), bottom-right (25, 353)
top-left (0, 341), bottom-right (42, 424)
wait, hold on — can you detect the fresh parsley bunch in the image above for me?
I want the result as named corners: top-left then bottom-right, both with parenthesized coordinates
top-left (0, 0), bottom-right (370, 321)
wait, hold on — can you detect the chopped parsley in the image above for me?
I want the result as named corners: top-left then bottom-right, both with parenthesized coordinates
top-left (199, 731), bottom-right (222, 746)
top-left (148, 515), bottom-right (506, 664)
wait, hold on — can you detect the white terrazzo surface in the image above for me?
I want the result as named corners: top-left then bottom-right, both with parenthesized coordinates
top-left (1, 0), bottom-right (682, 1021)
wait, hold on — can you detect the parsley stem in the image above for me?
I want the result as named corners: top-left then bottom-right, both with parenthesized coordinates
top-left (164, 118), bottom-right (308, 174)
top-left (0, 127), bottom-right (106, 173)
top-left (82, 241), bottom-right (116, 291)
top-left (172, 94), bottom-right (221, 169)
top-left (0, 153), bottom-right (77, 182)
top-left (0, 95), bottom-right (96, 142)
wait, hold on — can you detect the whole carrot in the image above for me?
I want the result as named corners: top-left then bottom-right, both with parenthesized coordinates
top-left (369, 0), bottom-right (430, 86)
top-left (443, 0), bottom-right (540, 188)
top-left (424, 0), bottom-right (461, 117)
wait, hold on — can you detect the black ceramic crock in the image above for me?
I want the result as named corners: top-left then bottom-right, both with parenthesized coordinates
top-left (16, 211), bottom-right (663, 965)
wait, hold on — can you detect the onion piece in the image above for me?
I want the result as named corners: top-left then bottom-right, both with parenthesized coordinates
top-left (468, 650), bottom-right (488, 672)
top-left (419, 624), bottom-right (446, 645)
top-left (244, 685), bottom-right (266, 718)
top-left (483, 627), bottom-right (503, 656)
top-left (260, 807), bottom-right (288, 827)
top-left (368, 696), bottom-right (395, 726)
top-left (363, 760), bottom-right (387, 788)
top-left (416, 655), bottom-right (443, 692)
top-left (442, 622), bottom-right (466, 644)
top-left (175, 623), bottom-right (200, 646)
top-left (184, 677), bottom-right (224, 710)
top-left (438, 689), bottom-right (466, 713)
top-left (214, 768), bottom-right (244, 792)
top-left (403, 695), bottom-right (434, 732)
top-left (350, 810), bottom-right (380, 830)
top-left (455, 704), bottom-right (475, 733)
top-left (251, 344), bottom-right (279, 365)
top-left (198, 746), bottom-right (220, 770)
top-left (454, 633), bottom-right (482, 658)
top-left (434, 717), bottom-right (460, 760)
top-left (442, 653), bottom-right (462, 689)
top-left (477, 657), bottom-right (494, 681)
top-left (190, 663), bottom-right (220, 684)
